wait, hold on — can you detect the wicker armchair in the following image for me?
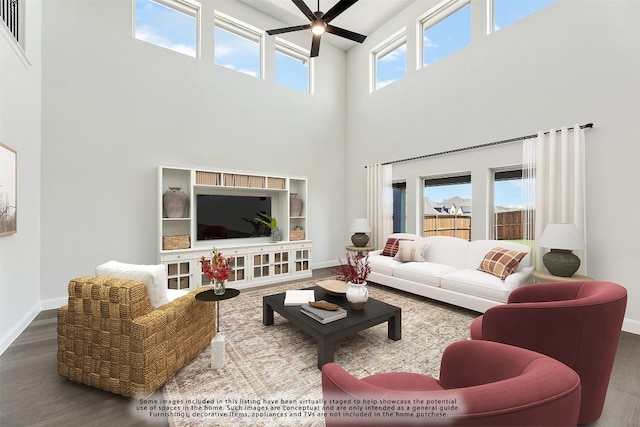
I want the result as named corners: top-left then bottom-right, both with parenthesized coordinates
top-left (57, 276), bottom-right (215, 397)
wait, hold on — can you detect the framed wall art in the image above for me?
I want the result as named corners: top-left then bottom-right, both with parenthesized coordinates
top-left (0, 142), bottom-right (17, 236)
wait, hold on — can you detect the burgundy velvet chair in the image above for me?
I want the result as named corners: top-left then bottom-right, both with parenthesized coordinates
top-left (322, 340), bottom-right (581, 426)
top-left (470, 280), bottom-right (627, 424)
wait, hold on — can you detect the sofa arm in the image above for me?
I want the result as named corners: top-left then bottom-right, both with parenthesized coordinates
top-left (504, 266), bottom-right (534, 287)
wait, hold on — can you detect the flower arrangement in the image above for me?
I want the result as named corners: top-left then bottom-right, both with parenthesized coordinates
top-left (200, 247), bottom-right (234, 284)
top-left (333, 251), bottom-right (371, 284)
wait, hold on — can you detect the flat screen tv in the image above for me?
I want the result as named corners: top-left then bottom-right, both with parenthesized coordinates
top-left (196, 194), bottom-right (272, 240)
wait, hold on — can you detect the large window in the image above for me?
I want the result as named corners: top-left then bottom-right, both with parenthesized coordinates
top-left (275, 40), bottom-right (311, 94)
top-left (135, 0), bottom-right (199, 58)
top-left (214, 12), bottom-right (262, 78)
top-left (420, 0), bottom-right (471, 68)
top-left (392, 182), bottom-right (407, 233)
top-left (490, 0), bottom-right (557, 33)
top-left (371, 30), bottom-right (406, 91)
top-left (492, 168), bottom-right (534, 243)
top-left (423, 175), bottom-right (471, 239)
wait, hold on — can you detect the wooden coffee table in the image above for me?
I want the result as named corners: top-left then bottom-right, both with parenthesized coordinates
top-left (263, 285), bottom-right (401, 369)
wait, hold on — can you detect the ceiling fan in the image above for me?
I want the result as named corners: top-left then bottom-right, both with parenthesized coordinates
top-left (266, 0), bottom-right (367, 57)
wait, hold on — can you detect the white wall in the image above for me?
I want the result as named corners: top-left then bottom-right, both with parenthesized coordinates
top-left (345, 0), bottom-right (640, 332)
top-left (39, 0), bottom-right (348, 305)
top-left (0, 0), bottom-right (43, 354)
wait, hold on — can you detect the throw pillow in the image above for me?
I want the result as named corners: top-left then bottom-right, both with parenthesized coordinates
top-left (381, 238), bottom-right (412, 257)
top-left (96, 261), bottom-right (169, 309)
top-left (394, 240), bottom-right (429, 262)
top-left (477, 247), bottom-right (528, 280)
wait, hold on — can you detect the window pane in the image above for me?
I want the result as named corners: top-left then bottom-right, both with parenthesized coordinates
top-left (276, 49), bottom-right (309, 93)
top-left (493, 169), bottom-right (534, 242)
top-left (423, 3), bottom-right (471, 67)
top-left (392, 182), bottom-right (406, 233)
top-left (423, 176), bottom-right (471, 239)
top-left (493, 0), bottom-right (557, 32)
top-left (214, 26), bottom-right (260, 77)
top-left (376, 42), bottom-right (406, 90)
top-left (135, 0), bottom-right (197, 57)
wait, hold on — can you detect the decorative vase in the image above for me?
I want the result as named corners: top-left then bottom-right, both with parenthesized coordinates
top-left (270, 227), bottom-right (282, 243)
top-left (290, 193), bottom-right (303, 217)
top-left (346, 281), bottom-right (369, 310)
top-left (214, 280), bottom-right (226, 295)
top-left (163, 187), bottom-right (188, 218)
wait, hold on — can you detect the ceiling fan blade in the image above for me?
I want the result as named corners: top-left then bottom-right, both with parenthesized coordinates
top-left (321, 0), bottom-right (359, 24)
top-left (326, 24), bottom-right (367, 43)
top-left (310, 34), bottom-right (321, 57)
top-left (266, 24), bottom-right (311, 35)
top-left (293, 0), bottom-right (317, 22)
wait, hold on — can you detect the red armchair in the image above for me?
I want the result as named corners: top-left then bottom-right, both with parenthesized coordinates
top-left (470, 280), bottom-right (627, 424)
top-left (322, 340), bottom-right (581, 426)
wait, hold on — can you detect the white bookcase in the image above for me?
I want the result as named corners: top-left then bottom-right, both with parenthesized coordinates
top-left (158, 165), bottom-right (311, 290)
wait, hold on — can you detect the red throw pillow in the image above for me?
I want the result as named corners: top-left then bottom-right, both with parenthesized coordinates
top-left (381, 238), bottom-right (412, 257)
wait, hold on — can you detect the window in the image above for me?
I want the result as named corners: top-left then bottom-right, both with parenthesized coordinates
top-left (135, 0), bottom-right (199, 58)
top-left (493, 168), bottom-right (534, 243)
top-left (423, 175), bottom-right (471, 239)
top-left (490, 0), bottom-right (557, 33)
top-left (276, 39), bottom-right (311, 94)
top-left (420, 0), bottom-right (471, 68)
top-left (371, 29), bottom-right (406, 91)
top-left (392, 182), bottom-right (407, 233)
top-left (214, 12), bottom-right (262, 78)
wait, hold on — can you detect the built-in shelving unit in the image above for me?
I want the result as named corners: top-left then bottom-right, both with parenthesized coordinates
top-left (158, 165), bottom-right (311, 290)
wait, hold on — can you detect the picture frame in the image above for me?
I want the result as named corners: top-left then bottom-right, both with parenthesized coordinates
top-left (0, 141), bottom-right (17, 236)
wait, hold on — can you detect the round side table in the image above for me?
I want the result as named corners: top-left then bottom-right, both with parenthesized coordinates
top-left (196, 288), bottom-right (240, 369)
top-left (345, 245), bottom-right (375, 259)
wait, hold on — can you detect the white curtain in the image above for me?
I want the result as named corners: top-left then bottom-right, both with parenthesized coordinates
top-left (524, 126), bottom-right (587, 273)
top-left (366, 163), bottom-right (393, 249)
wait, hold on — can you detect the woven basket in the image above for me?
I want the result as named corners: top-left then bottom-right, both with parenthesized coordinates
top-left (163, 235), bottom-right (190, 250)
top-left (290, 230), bottom-right (305, 241)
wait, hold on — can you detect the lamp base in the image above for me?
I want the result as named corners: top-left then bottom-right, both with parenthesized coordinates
top-left (351, 233), bottom-right (369, 247)
top-left (543, 249), bottom-right (581, 277)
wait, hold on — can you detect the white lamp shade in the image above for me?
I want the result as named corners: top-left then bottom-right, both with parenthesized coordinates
top-left (538, 223), bottom-right (586, 250)
top-left (350, 218), bottom-right (371, 233)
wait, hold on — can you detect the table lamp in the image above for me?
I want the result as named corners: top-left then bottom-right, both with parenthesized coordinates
top-left (537, 223), bottom-right (586, 277)
top-left (350, 218), bottom-right (372, 247)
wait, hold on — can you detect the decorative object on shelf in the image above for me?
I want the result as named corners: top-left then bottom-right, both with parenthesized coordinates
top-left (163, 187), bottom-right (189, 218)
top-left (350, 218), bottom-right (372, 247)
top-left (290, 193), bottom-right (303, 216)
top-left (334, 251), bottom-right (371, 310)
top-left (200, 247), bottom-right (234, 295)
top-left (162, 234), bottom-right (190, 250)
top-left (254, 212), bottom-right (282, 242)
top-left (538, 223), bottom-right (586, 277)
top-left (290, 226), bottom-right (305, 241)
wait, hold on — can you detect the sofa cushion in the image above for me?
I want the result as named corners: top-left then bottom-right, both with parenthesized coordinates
top-left (369, 254), bottom-right (403, 276)
top-left (477, 247), bottom-right (528, 280)
top-left (394, 240), bottom-right (429, 262)
top-left (441, 269), bottom-right (514, 303)
top-left (423, 236), bottom-right (470, 269)
top-left (393, 262), bottom-right (457, 287)
top-left (96, 261), bottom-right (169, 309)
top-left (381, 237), bottom-right (412, 257)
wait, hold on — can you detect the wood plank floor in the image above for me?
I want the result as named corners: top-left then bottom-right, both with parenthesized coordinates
top-left (1, 273), bottom-right (638, 426)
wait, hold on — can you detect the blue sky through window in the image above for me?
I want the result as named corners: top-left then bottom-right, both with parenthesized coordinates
top-left (135, 0), bottom-right (196, 57)
top-left (423, 3), bottom-right (471, 67)
top-left (376, 42), bottom-right (406, 90)
top-left (276, 50), bottom-right (309, 93)
top-left (494, 0), bottom-right (557, 31)
top-left (214, 26), bottom-right (260, 77)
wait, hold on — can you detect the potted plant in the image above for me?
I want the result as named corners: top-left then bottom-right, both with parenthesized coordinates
top-left (200, 247), bottom-right (234, 295)
top-left (333, 251), bottom-right (371, 310)
top-left (253, 212), bottom-right (281, 242)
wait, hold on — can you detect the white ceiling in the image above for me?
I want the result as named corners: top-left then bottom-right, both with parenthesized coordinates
top-left (238, 0), bottom-right (415, 51)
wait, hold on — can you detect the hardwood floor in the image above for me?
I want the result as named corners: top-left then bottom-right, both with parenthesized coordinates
top-left (1, 271), bottom-right (638, 426)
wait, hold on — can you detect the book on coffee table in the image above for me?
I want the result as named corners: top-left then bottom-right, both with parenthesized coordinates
top-left (300, 301), bottom-right (347, 324)
top-left (284, 289), bottom-right (316, 306)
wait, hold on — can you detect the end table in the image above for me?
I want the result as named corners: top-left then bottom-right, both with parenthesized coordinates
top-left (196, 288), bottom-right (240, 369)
top-left (345, 245), bottom-right (375, 259)
top-left (532, 270), bottom-right (593, 283)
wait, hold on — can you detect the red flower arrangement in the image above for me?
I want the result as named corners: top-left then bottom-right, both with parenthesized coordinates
top-left (333, 251), bottom-right (371, 284)
top-left (200, 247), bottom-right (234, 283)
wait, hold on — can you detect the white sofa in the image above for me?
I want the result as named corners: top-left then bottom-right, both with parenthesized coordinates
top-left (367, 233), bottom-right (534, 313)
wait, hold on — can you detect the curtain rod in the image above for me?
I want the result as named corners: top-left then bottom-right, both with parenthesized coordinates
top-left (373, 123), bottom-right (593, 167)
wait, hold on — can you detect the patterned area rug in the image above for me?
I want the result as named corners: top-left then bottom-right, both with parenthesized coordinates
top-left (162, 280), bottom-right (478, 427)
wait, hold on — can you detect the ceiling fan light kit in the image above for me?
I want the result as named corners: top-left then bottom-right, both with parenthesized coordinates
top-left (266, 0), bottom-right (367, 57)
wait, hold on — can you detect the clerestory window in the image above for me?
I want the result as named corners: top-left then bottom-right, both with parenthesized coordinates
top-left (420, 0), bottom-right (471, 69)
top-left (214, 12), bottom-right (263, 78)
top-left (275, 39), bottom-right (311, 94)
top-left (371, 29), bottom-right (406, 92)
top-left (489, 0), bottom-right (557, 33)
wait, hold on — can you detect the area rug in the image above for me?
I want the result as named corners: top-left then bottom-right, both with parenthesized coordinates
top-left (162, 280), bottom-right (478, 427)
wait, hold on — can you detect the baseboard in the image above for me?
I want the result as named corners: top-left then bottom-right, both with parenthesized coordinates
top-left (622, 318), bottom-right (640, 335)
top-left (41, 296), bottom-right (70, 311)
top-left (312, 260), bottom-right (339, 270)
top-left (0, 301), bottom-right (41, 356)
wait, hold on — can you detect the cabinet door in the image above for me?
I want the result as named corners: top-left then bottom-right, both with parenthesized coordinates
top-left (272, 250), bottom-right (289, 276)
top-left (253, 253), bottom-right (270, 279)
top-left (228, 254), bottom-right (247, 284)
top-left (166, 260), bottom-right (193, 290)
top-left (294, 248), bottom-right (311, 273)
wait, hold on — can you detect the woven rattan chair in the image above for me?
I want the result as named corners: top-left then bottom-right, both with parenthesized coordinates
top-left (57, 276), bottom-right (215, 397)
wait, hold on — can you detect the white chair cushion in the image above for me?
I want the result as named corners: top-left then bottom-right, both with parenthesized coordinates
top-left (96, 261), bottom-right (169, 309)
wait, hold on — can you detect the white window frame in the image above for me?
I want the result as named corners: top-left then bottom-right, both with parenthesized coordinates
top-left (134, 0), bottom-right (201, 58)
top-left (275, 38), bottom-right (313, 94)
top-left (417, 0), bottom-right (470, 71)
top-left (370, 28), bottom-right (407, 93)
top-left (214, 11), bottom-right (265, 79)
